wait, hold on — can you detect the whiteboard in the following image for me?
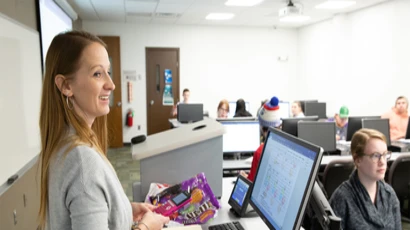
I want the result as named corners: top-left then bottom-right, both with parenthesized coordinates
top-left (0, 13), bottom-right (42, 185)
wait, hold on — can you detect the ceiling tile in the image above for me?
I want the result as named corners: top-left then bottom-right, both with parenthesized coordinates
top-left (68, 0), bottom-right (100, 20)
top-left (159, 0), bottom-right (196, 4)
top-left (125, 1), bottom-right (158, 13)
top-left (156, 3), bottom-right (191, 14)
top-left (126, 15), bottom-right (152, 23)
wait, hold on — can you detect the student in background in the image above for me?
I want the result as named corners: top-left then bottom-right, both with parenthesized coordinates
top-left (233, 98), bottom-right (252, 117)
top-left (329, 129), bottom-right (401, 229)
top-left (38, 31), bottom-right (169, 230)
top-left (327, 106), bottom-right (349, 141)
top-left (172, 88), bottom-right (190, 116)
top-left (217, 99), bottom-right (230, 118)
top-left (291, 101), bottom-right (305, 118)
top-left (240, 96), bottom-right (282, 182)
top-left (381, 96), bottom-right (409, 140)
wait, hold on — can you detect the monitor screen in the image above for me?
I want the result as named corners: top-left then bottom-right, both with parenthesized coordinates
top-left (279, 101), bottom-right (290, 119)
top-left (281, 116), bottom-right (319, 137)
top-left (362, 118), bottom-right (391, 145)
top-left (298, 121), bottom-right (336, 152)
top-left (37, 0), bottom-right (72, 71)
top-left (229, 101), bottom-right (250, 118)
top-left (406, 117), bottom-right (410, 139)
top-left (346, 116), bottom-right (380, 141)
top-left (177, 103), bottom-right (203, 123)
top-left (304, 102), bottom-right (327, 119)
top-left (249, 128), bottom-right (323, 230)
top-left (220, 121), bottom-right (260, 153)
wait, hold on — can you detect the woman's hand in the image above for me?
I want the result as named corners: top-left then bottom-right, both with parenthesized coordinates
top-left (139, 211), bottom-right (170, 230)
top-left (131, 202), bottom-right (156, 222)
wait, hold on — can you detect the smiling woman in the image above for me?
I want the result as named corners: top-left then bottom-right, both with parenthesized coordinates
top-left (38, 30), bottom-right (169, 230)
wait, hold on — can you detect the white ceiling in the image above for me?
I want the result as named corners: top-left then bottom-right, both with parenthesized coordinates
top-left (67, 0), bottom-right (390, 28)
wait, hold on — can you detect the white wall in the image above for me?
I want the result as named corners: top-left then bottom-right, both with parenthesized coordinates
top-left (83, 22), bottom-right (298, 141)
top-left (298, 0), bottom-right (410, 116)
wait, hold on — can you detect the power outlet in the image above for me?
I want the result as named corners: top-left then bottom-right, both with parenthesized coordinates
top-left (138, 125), bottom-right (141, 130)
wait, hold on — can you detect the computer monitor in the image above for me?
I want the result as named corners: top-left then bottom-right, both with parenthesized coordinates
top-left (229, 101), bottom-right (250, 118)
top-left (279, 101), bottom-right (291, 119)
top-left (281, 116), bottom-right (319, 137)
top-left (248, 128), bottom-right (324, 230)
top-left (362, 118), bottom-right (391, 146)
top-left (177, 104), bottom-right (203, 123)
top-left (216, 117), bottom-right (257, 122)
top-left (298, 121), bottom-right (336, 152)
top-left (304, 102), bottom-right (327, 119)
top-left (346, 116), bottom-right (380, 141)
top-left (228, 174), bottom-right (253, 217)
top-left (405, 117), bottom-right (410, 139)
top-left (220, 120), bottom-right (260, 153)
top-left (298, 100), bottom-right (319, 113)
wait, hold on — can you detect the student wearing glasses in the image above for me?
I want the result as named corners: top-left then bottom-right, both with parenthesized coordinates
top-left (329, 128), bottom-right (401, 229)
top-left (217, 99), bottom-right (229, 118)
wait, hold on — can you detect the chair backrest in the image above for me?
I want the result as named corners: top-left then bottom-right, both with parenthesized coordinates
top-left (323, 158), bottom-right (355, 198)
top-left (388, 153), bottom-right (410, 208)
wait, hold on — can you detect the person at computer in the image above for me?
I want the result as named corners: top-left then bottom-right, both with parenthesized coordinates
top-left (172, 88), bottom-right (190, 116)
top-left (327, 106), bottom-right (349, 141)
top-left (240, 96), bottom-right (282, 181)
top-left (233, 98), bottom-right (252, 117)
top-left (217, 99), bottom-right (230, 118)
top-left (381, 96), bottom-right (409, 141)
top-left (37, 31), bottom-right (169, 230)
top-left (329, 128), bottom-right (401, 229)
top-left (291, 101), bottom-right (305, 118)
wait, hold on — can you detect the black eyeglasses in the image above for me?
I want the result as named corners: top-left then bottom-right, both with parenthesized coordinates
top-left (363, 151), bottom-right (392, 163)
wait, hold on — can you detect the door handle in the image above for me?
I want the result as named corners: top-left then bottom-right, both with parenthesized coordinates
top-left (150, 100), bottom-right (154, 105)
top-left (117, 101), bottom-right (122, 107)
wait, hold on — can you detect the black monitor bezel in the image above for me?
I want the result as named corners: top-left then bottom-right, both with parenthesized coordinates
top-left (304, 102), bottom-right (327, 119)
top-left (346, 116), bottom-right (380, 141)
top-left (248, 127), bottom-right (323, 230)
top-left (281, 116), bottom-right (319, 137)
top-left (228, 174), bottom-right (253, 217)
top-left (297, 121), bottom-right (337, 152)
top-left (362, 118), bottom-right (391, 146)
top-left (177, 103), bottom-right (203, 123)
top-left (405, 116), bottom-right (410, 139)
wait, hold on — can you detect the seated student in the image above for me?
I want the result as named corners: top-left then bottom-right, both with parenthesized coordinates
top-left (327, 106), bottom-right (349, 141)
top-left (171, 88), bottom-right (190, 116)
top-left (240, 96), bottom-right (282, 182)
top-left (329, 128), bottom-right (401, 229)
top-left (217, 99), bottom-right (230, 118)
top-left (291, 101), bottom-right (305, 118)
top-left (381, 96), bottom-right (409, 141)
top-left (233, 99), bottom-right (252, 117)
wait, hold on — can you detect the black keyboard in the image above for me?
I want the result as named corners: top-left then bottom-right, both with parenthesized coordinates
top-left (208, 221), bottom-right (245, 230)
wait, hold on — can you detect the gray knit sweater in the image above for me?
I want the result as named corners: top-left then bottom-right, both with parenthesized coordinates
top-left (47, 145), bottom-right (133, 230)
top-left (329, 170), bottom-right (402, 230)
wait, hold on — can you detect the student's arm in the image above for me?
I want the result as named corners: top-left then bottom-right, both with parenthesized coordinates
top-left (247, 144), bottom-right (263, 182)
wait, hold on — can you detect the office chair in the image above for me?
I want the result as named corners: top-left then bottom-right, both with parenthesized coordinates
top-left (388, 153), bottom-right (410, 222)
top-left (322, 158), bottom-right (355, 199)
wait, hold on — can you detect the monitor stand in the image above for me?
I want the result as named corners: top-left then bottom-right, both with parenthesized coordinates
top-left (229, 206), bottom-right (258, 218)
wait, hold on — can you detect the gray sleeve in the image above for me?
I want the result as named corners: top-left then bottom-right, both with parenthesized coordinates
top-left (329, 188), bottom-right (348, 229)
top-left (63, 146), bottom-right (110, 230)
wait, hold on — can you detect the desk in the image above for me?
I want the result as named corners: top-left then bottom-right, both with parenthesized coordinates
top-left (201, 178), bottom-right (304, 230)
top-left (200, 178), bottom-right (270, 230)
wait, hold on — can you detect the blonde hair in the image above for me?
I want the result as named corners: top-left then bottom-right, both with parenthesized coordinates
top-left (217, 99), bottom-right (230, 113)
top-left (350, 128), bottom-right (387, 162)
top-left (38, 31), bottom-right (108, 229)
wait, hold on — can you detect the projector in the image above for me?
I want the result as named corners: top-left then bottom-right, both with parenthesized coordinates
top-left (278, 5), bottom-right (302, 17)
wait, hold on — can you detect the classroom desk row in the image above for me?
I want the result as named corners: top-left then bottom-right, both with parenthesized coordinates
top-left (223, 152), bottom-right (403, 172)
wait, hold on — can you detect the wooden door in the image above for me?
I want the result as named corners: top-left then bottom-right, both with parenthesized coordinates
top-left (99, 36), bottom-right (123, 147)
top-left (146, 48), bottom-right (180, 135)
